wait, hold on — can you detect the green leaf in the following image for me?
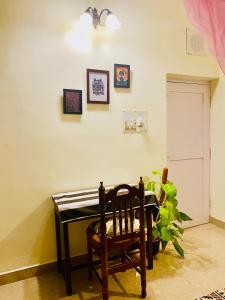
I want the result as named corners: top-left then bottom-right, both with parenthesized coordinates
top-left (159, 207), bottom-right (169, 218)
top-left (175, 210), bottom-right (183, 223)
top-left (152, 226), bottom-right (160, 240)
top-left (180, 212), bottom-right (192, 221)
top-left (161, 183), bottom-right (177, 197)
top-left (167, 180), bottom-right (173, 184)
top-left (165, 199), bottom-right (178, 221)
top-left (172, 223), bottom-right (184, 234)
top-left (160, 226), bottom-right (171, 242)
top-left (169, 228), bottom-right (180, 238)
top-left (172, 239), bottom-right (184, 258)
top-left (161, 240), bottom-right (168, 251)
top-left (146, 181), bottom-right (156, 192)
top-left (152, 170), bottom-right (161, 175)
top-left (159, 207), bottom-right (170, 226)
top-left (166, 197), bottom-right (178, 207)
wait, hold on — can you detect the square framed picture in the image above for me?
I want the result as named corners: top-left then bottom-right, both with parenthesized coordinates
top-left (123, 111), bottom-right (148, 133)
top-left (63, 89), bottom-right (82, 114)
top-left (87, 69), bottom-right (109, 104)
top-left (114, 64), bottom-right (130, 88)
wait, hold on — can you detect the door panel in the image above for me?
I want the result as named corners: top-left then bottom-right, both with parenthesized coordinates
top-left (168, 159), bottom-right (204, 227)
top-left (168, 91), bottom-right (203, 159)
top-left (167, 81), bottom-right (210, 228)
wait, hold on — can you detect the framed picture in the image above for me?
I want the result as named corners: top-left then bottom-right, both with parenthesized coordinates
top-left (114, 64), bottom-right (130, 88)
top-left (123, 111), bottom-right (148, 133)
top-left (63, 89), bottom-right (82, 114)
top-left (87, 69), bottom-right (109, 104)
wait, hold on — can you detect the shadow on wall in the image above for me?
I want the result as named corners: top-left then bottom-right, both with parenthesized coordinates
top-left (87, 103), bottom-right (110, 112)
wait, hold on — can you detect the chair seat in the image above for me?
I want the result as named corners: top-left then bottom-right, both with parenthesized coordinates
top-left (92, 217), bottom-right (140, 235)
top-left (87, 218), bottom-right (141, 250)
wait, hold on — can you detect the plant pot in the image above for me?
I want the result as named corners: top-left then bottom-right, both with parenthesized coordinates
top-left (152, 238), bottom-right (160, 256)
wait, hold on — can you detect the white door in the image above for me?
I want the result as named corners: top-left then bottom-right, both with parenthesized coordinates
top-left (167, 81), bottom-right (210, 228)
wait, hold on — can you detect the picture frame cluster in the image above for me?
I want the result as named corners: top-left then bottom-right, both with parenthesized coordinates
top-left (63, 64), bottom-right (130, 114)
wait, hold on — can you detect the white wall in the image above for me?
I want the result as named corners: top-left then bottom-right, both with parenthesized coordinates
top-left (0, 0), bottom-right (218, 273)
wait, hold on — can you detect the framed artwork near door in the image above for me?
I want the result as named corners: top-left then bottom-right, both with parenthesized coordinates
top-left (87, 69), bottom-right (109, 104)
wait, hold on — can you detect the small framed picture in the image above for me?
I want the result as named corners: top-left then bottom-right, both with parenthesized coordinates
top-left (114, 64), bottom-right (130, 88)
top-left (87, 69), bottom-right (109, 104)
top-left (63, 89), bottom-right (82, 114)
top-left (123, 111), bottom-right (148, 133)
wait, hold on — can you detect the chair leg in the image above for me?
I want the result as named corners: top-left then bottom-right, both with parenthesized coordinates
top-left (121, 248), bottom-right (126, 265)
top-left (140, 239), bottom-right (147, 298)
top-left (101, 251), bottom-right (109, 300)
top-left (140, 261), bottom-right (146, 298)
top-left (141, 278), bottom-right (147, 299)
top-left (87, 238), bottom-right (93, 281)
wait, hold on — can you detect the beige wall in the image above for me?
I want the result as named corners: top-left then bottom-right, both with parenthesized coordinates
top-left (0, 0), bottom-right (218, 273)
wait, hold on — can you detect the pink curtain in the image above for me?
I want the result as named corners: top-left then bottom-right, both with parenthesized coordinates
top-left (183, 0), bottom-right (225, 73)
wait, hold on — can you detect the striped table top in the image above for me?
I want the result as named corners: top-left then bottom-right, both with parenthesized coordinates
top-left (52, 185), bottom-right (156, 224)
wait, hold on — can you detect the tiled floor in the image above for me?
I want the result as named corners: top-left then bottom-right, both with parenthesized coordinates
top-left (0, 223), bottom-right (225, 300)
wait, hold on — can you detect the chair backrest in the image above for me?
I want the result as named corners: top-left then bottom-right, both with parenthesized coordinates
top-left (98, 178), bottom-right (145, 242)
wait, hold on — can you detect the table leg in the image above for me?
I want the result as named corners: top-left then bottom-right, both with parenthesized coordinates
top-left (146, 208), bottom-right (153, 269)
top-left (63, 223), bottom-right (72, 296)
top-left (55, 212), bottom-right (62, 273)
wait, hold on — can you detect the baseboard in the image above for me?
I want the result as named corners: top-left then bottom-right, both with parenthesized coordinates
top-left (209, 216), bottom-right (225, 229)
top-left (0, 254), bottom-right (87, 286)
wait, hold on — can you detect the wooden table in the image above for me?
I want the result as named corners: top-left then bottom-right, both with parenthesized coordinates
top-left (52, 186), bottom-right (158, 295)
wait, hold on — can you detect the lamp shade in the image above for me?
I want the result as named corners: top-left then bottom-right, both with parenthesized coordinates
top-left (105, 13), bottom-right (121, 32)
top-left (79, 12), bottom-right (93, 32)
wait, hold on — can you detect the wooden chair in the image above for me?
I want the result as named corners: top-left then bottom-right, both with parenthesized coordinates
top-left (86, 178), bottom-right (147, 300)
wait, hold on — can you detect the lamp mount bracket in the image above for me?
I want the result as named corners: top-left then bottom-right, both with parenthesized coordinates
top-left (85, 7), bottom-right (112, 28)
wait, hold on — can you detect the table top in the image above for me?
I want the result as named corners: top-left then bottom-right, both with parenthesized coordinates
top-left (52, 186), bottom-right (157, 224)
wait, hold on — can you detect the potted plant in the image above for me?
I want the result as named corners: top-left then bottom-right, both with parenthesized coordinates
top-left (145, 168), bottom-right (192, 258)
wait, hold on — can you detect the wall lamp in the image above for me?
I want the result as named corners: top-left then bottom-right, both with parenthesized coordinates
top-left (79, 7), bottom-right (121, 32)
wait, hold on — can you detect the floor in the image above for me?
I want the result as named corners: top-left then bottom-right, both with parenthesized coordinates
top-left (0, 223), bottom-right (225, 300)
